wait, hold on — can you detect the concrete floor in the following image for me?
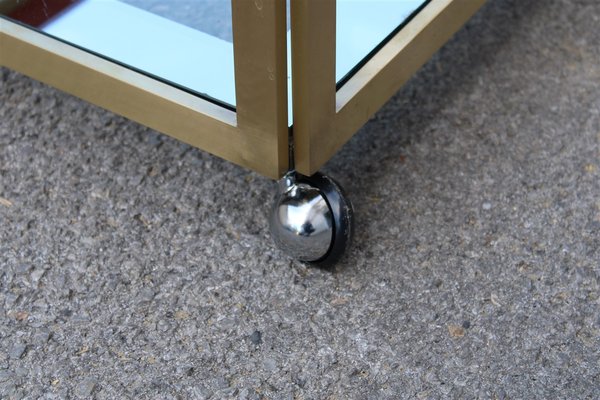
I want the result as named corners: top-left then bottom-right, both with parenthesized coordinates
top-left (1, 0), bottom-right (599, 398)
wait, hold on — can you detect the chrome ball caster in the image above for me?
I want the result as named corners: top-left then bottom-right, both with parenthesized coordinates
top-left (269, 171), bottom-right (353, 266)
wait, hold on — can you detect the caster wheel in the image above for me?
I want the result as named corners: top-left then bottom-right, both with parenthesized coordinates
top-left (269, 171), bottom-right (354, 267)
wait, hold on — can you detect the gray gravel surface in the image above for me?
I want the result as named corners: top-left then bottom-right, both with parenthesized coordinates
top-left (1, 0), bottom-right (599, 398)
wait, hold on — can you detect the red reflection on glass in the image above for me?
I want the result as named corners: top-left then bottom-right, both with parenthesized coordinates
top-left (7, 0), bottom-right (81, 28)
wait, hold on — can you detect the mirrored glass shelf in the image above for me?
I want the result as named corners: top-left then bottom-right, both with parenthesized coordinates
top-left (1, 0), bottom-right (428, 111)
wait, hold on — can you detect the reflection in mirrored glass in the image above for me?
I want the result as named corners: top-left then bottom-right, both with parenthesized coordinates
top-left (120, 0), bottom-right (233, 42)
top-left (337, 0), bottom-right (427, 84)
top-left (2, 0), bottom-right (236, 107)
top-left (2, 0), bottom-right (429, 110)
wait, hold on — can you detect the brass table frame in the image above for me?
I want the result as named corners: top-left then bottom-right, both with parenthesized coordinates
top-left (1, 0), bottom-right (485, 180)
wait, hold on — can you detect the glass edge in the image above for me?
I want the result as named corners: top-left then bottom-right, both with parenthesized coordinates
top-left (335, 0), bottom-right (433, 91)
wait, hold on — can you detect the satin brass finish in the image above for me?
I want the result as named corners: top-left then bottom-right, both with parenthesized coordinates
top-left (291, 0), bottom-right (486, 176)
top-left (0, 0), bottom-right (289, 179)
top-left (232, 0), bottom-right (288, 178)
top-left (290, 0), bottom-right (337, 177)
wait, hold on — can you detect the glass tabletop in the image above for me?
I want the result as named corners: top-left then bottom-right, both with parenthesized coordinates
top-left (2, 0), bottom-right (428, 111)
